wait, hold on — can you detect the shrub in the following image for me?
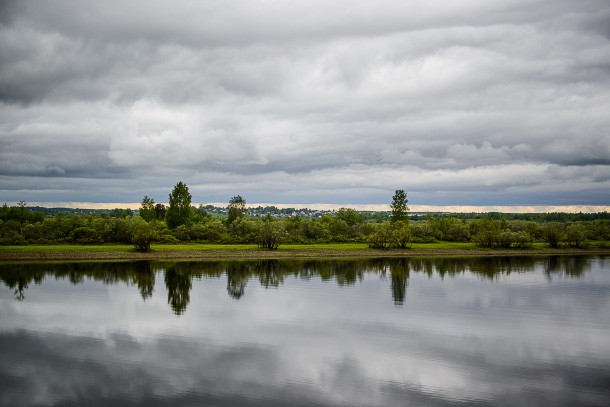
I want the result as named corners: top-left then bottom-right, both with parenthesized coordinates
top-left (131, 220), bottom-right (158, 252)
top-left (70, 227), bottom-right (103, 244)
top-left (544, 223), bottom-right (566, 248)
top-left (391, 221), bottom-right (412, 249)
top-left (257, 220), bottom-right (286, 250)
top-left (369, 224), bottom-right (392, 249)
top-left (566, 223), bottom-right (587, 248)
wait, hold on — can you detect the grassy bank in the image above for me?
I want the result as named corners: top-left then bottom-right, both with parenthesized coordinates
top-left (0, 242), bottom-right (609, 261)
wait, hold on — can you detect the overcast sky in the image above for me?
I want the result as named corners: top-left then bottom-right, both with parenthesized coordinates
top-left (1, 0), bottom-right (609, 209)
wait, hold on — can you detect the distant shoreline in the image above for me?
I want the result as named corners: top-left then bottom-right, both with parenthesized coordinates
top-left (5, 202), bottom-right (610, 213)
top-left (1, 244), bottom-right (608, 262)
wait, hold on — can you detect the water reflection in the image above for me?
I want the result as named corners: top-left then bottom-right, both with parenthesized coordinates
top-left (0, 256), bottom-right (597, 314)
top-left (164, 265), bottom-right (191, 315)
top-left (0, 256), bottom-right (608, 407)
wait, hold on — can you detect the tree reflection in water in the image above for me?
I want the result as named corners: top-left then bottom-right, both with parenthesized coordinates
top-left (164, 266), bottom-right (192, 315)
top-left (0, 256), bottom-right (597, 314)
top-left (226, 262), bottom-right (250, 300)
top-left (389, 258), bottom-right (410, 305)
top-left (132, 261), bottom-right (155, 300)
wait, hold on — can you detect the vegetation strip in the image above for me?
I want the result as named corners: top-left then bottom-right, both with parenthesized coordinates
top-left (2, 186), bottom-right (609, 254)
top-left (1, 244), bottom-right (608, 261)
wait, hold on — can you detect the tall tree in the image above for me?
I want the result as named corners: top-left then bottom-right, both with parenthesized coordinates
top-left (391, 189), bottom-right (409, 223)
top-left (154, 203), bottom-right (167, 221)
top-left (16, 201), bottom-right (28, 234)
top-left (139, 195), bottom-right (156, 222)
top-left (227, 195), bottom-right (246, 225)
top-left (166, 181), bottom-right (193, 229)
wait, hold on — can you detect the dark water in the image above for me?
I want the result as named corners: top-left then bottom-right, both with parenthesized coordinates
top-left (1, 256), bottom-right (609, 406)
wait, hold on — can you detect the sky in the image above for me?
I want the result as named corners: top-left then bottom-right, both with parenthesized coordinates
top-left (1, 0), bottom-right (609, 211)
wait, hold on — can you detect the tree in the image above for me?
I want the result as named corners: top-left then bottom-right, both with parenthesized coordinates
top-left (566, 223), bottom-right (587, 248)
top-left (227, 195), bottom-right (246, 225)
top-left (335, 208), bottom-right (363, 227)
top-left (154, 203), bottom-right (167, 221)
top-left (131, 219), bottom-right (158, 252)
top-left (472, 217), bottom-right (501, 248)
top-left (139, 196), bottom-right (156, 222)
top-left (164, 266), bottom-right (192, 315)
top-left (16, 201), bottom-right (28, 234)
top-left (391, 189), bottom-right (409, 223)
top-left (391, 220), bottom-right (412, 249)
top-left (369, 223), bottom-right (392, 249)
top-left (257, 215), bottom-right (285, 250)
top-left (166, 181), bottom-right (193, 229)
top-left (544, 223), bottom-right (566, 248)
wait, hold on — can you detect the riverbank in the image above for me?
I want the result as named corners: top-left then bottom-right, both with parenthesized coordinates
top-left (1, 243), bottom-right (609, 261)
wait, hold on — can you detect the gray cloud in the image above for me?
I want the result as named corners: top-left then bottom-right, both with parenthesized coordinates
top-left (0, 0), bottom-right (609, 205)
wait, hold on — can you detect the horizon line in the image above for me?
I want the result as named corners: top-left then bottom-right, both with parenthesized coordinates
top-left (6, 202), bottom-right (610, 214)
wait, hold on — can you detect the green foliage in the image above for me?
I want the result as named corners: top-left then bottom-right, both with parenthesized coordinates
top-left (231, 218), bottom-right (259, 243)
top-left (300, 219), bottom-right (331, 242)
top-left (154, 203), bottom-right (167, 221)
top-left (0, 230), bottom-right (27, 245)
top-left (200, 218), bottom-right (230, 242)
top-left (166, 181), bottom-right (193, 229)
top-left (391, 221), bottom-right (412, 249)
top-left (102, 217), bottom-right (132, 243)
top-left (544, 223), bottom-right (566, 248)
top-left (130, 220), bottom-right (158, 252)
top-left (70, 227), bottom-right (102, 244)
top-left (369, 223), bottom-right (392, 249)
top-left (109, 208), bottom-right (133, 219)
top-left (410, 223), bottom-right (438, 243)
top-left (192, 204), bottom-right (208, 223)
top-left (391, 189), bottom-right (409, 223)
top-left (472, 217), bottom-right (502, 248)
top-left (227, 195), bottom-right (246, 225)
top-left (257, 217), bottom-right (286, 250)
top-left (566, 223), bottom-right (587, 248)
top-left (369, 221), bottom-right (412, 249)
top-left (283, 216), bottom-right (303, 242)
top-left (1, 200), bottom-right (610, 250)
top-left (427, 216), bottom-right (470, 242)
top-left (139, 196), bottom-right (156, 222)
top-left (336, 208), bottom-right (363, 227)
top-left (326, 218), bottom-right (349, 242)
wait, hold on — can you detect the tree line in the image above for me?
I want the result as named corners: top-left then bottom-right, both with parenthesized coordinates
top-left (1, 182), bottom-right (609, 250)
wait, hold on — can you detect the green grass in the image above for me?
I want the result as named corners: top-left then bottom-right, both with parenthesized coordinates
top-left (1, 241), bottom-right (608, 258)
top-left (280, 243), bottom-right (369, 250)
top-left (0, 244), bottom-right (134, 253)
top-left (151, 243), bottom-right (260, 251)
top-left (410, 242), bottom-right (476, 250)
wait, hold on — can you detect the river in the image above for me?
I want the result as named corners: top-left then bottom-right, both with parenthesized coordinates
top-left (1, 256), bottom-right (609, 406)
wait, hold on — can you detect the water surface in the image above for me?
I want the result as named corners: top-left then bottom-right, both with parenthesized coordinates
top-left (1, 256), bottom-right (609, 406)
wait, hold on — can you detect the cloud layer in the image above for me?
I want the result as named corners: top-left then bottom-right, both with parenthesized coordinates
top-left (1, 0), bottom-right (609, 205)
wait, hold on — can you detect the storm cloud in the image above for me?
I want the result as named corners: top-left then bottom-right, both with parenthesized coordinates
top-left (1, 0), bottom-right (609, 206)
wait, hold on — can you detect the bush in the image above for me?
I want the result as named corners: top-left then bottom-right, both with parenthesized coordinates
top-left (544, 223), bottom-right (566, 248)
top-left (158, 233), bottom-right (179, 244)
top-left (566, 223), bottom-right (587, 248)
top-left (369, 224), bottom-right (392, 249)
top-left (391, 221), bottom-right (411, 249)
top-left (512, 231), bottom-right (533, 249)
top-left (411, 223), bottom-right (437, 243)
top-left (131, 220), bottom-right (158, 252)
top-left (257, 220), bottom-right (286, 250)
top-left (300, 219), bottom-right (330, 242)
top-left (0, 231), bottom-right (27, 245)
top-left (70, 227), bottom-right (103, 244)
top-left (472, 217), bottom-right (501, 248)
